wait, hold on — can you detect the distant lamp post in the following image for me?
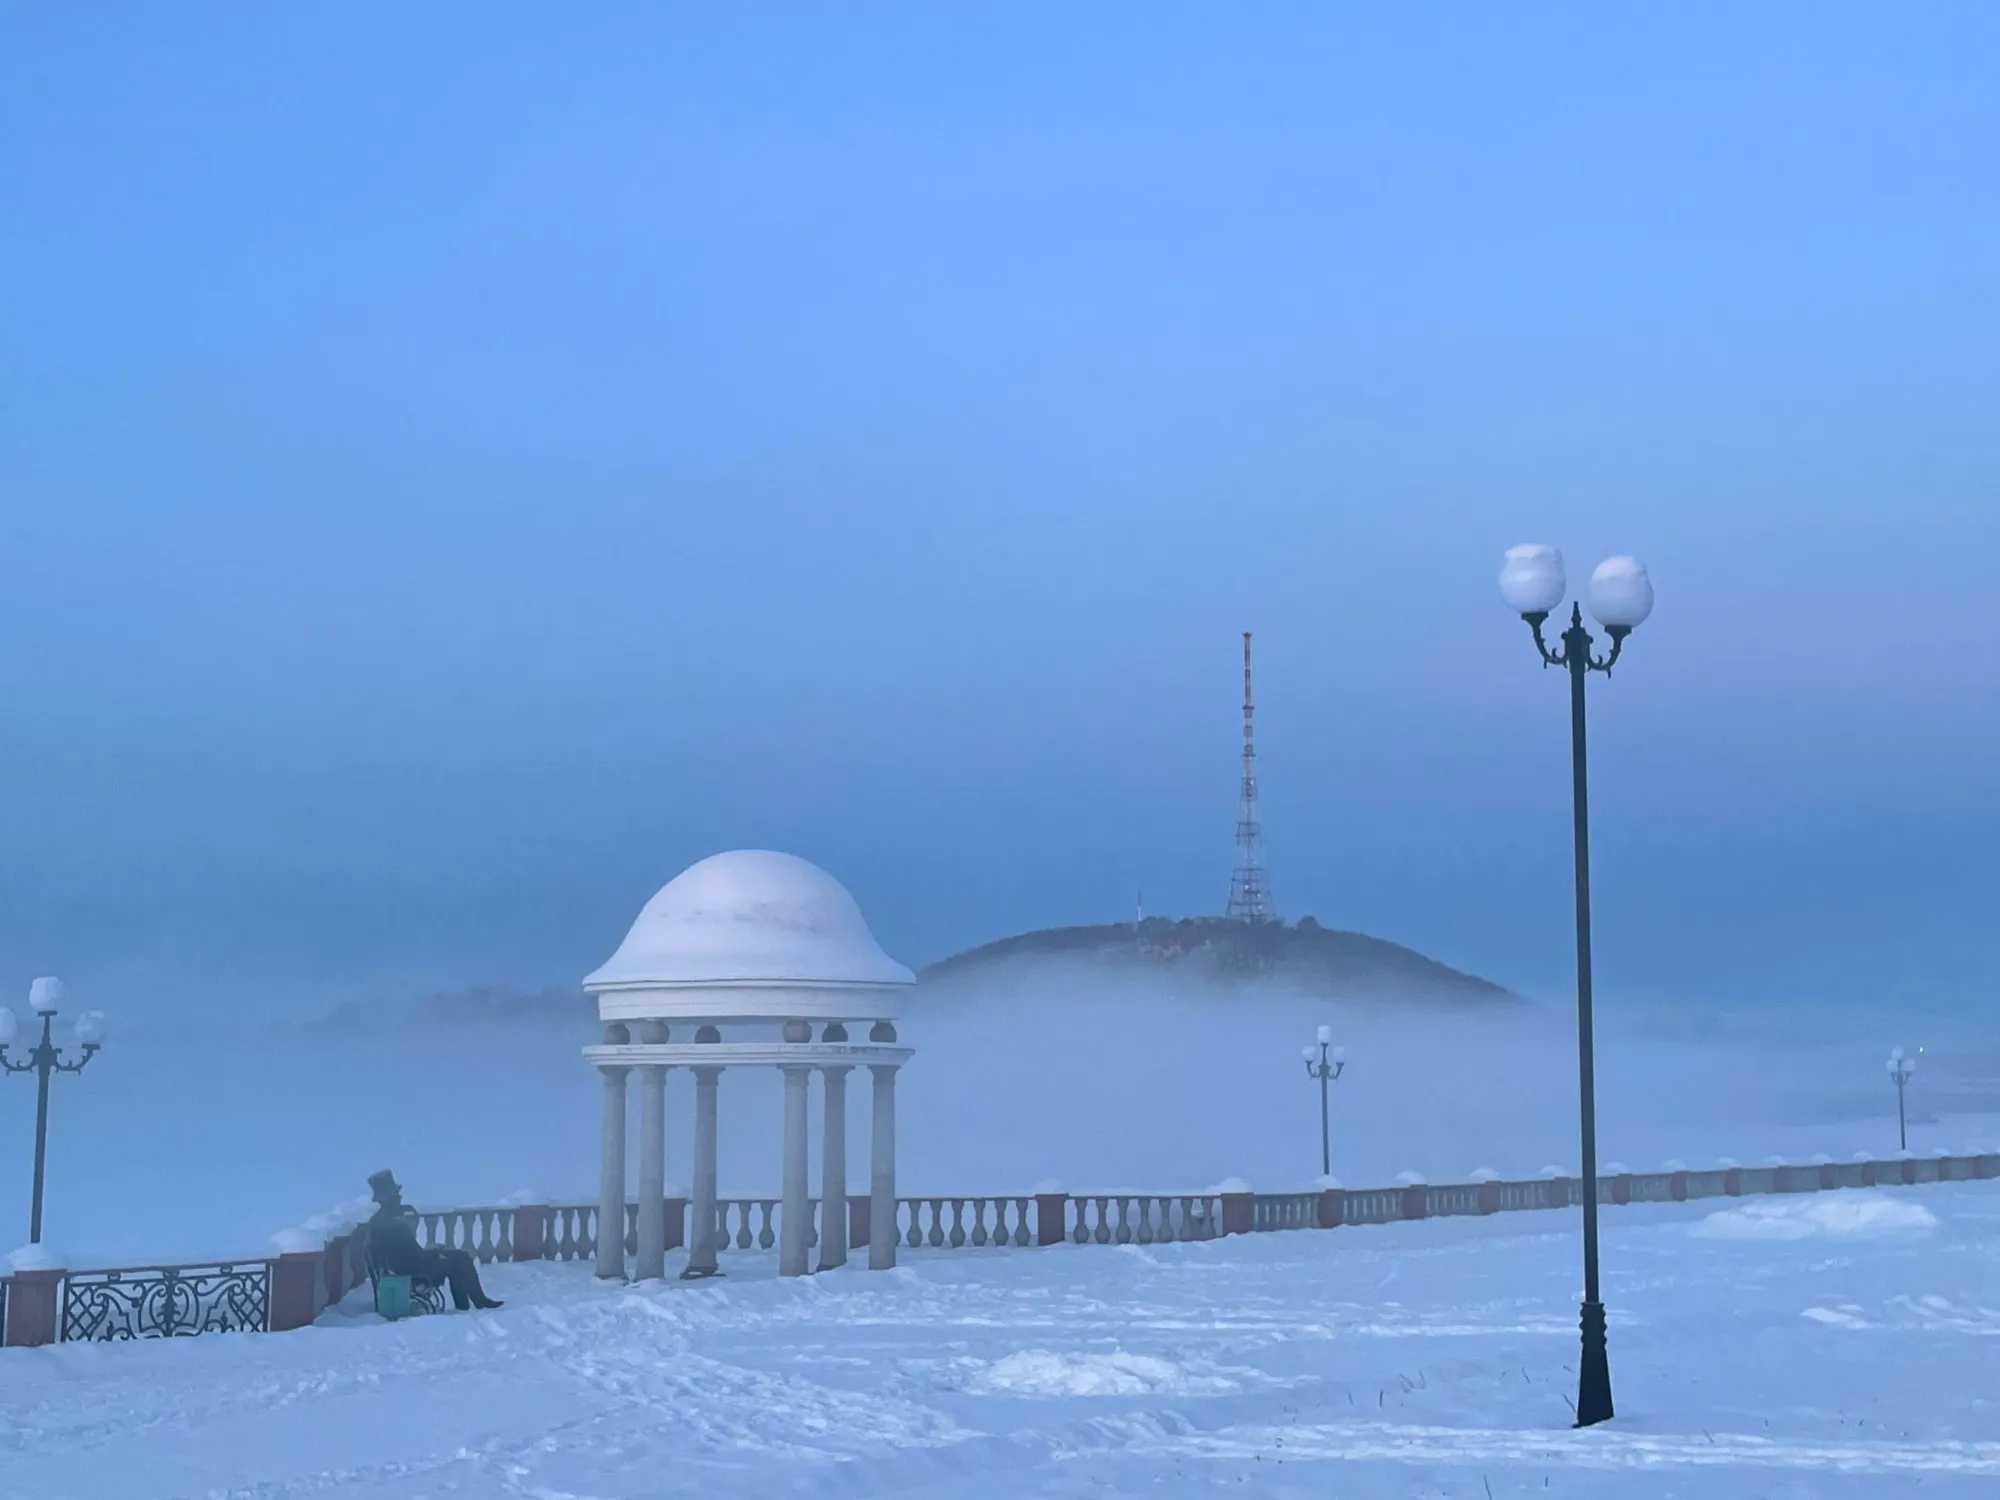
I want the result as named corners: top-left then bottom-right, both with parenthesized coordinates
top-left (1887, 1048), bottom-right (1915, 1152)
top-left (1500, 544), bottom-right (1654, 1431)
top-left (0, 978), bottom-right (108, 1244)
top-left (1301, 1025), bottom-right (1346, 1177)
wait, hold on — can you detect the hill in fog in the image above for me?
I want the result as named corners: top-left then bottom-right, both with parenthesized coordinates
top-left (920, 916), bottom-right (1515, 1004)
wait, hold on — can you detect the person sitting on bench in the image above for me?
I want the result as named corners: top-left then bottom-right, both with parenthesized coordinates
top-left (366, 1170), bottom-right (503, 1311)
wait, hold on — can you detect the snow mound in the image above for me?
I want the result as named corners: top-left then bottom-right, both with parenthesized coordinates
top-left (6, 1244), bottom-right (66, 1272)
top-left (966, 1350), bottom-right (1236, 1398)
top-left (1692, 1193), bottom-right (1938, 1242)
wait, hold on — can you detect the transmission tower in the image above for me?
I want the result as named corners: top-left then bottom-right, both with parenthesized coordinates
top-left (1225, 631), bottom-right (1277, 921)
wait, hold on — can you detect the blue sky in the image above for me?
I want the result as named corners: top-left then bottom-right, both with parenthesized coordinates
top-left (2, 4), bottom-right (1997, 1018)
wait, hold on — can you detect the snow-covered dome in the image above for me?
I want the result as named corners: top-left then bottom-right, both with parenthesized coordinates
top-left (585, 851), bottom-right (913, 1023)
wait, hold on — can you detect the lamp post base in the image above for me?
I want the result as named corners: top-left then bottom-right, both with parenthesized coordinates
top-left (1575, 1299), bottom-right (1614, 1428)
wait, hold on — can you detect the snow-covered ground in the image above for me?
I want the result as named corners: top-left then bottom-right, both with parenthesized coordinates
top-left (3, 1182), bottom-right (1995, 1498)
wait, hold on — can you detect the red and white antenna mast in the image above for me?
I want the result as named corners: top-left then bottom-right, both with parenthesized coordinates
top-left (1225, 631), bottom-right (1276, 921)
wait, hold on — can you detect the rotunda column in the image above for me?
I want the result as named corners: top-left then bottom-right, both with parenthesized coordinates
top-left (682, 1025), bottom-right (723, 1279)
top-left (596, 1022), bottom-right (631, 1280)
top-left (634, 1021), bottom-right (670, 1281)
top-left (819, 1025), bottom-right (851, 1272)
top-left (869, 1021), bottom-right (900, 1271)
top-left (779, 1020), bottom-right (814, 1277)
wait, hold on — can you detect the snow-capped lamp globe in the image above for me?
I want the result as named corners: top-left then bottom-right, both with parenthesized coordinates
top-left (1316, 1023), bottom-right (1333, 1045)
top-left (0, 976), bottom-right (109, 1244)
top-left (1499, 543), bottom-right (1567, 620)
top-left (1497, 542), bottom-right (1658, 1433)
top-left (1587, 556), bottom-right (1654, 637)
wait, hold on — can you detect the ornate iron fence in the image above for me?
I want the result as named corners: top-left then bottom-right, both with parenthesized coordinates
top-left (60, 1263), bottom-right (271, 1342)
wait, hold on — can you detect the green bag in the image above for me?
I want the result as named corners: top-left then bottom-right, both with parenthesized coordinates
top-left (375, 1273), bottom-right (414, 1321)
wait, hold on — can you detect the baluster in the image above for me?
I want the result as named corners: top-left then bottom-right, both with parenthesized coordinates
top-left (1071, 1196), bottom-right (1088, 1244)
top-left (898, 1199), bottom-right (916, 1249)
top-left (757, 1202), bottom-right (776, 1251)
top-left (1112, 1197), bottom-right (1131, 1244)
top-left (947, 1199), bottom-right (966, 1248)
top-left (1138, 1198), bottom-right (1159, 1245)
top-left (970, 1199), bottom-right (989, 1247)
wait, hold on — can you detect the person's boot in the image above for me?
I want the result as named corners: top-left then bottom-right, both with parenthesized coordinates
top-left (474, 1294), bottom-right (504, 1310)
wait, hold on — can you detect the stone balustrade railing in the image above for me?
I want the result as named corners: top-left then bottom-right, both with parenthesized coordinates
top-left (3, 1150), bottom-right (1994, 1348)
top-left (402, 1149), bottom-right (1998, 1266)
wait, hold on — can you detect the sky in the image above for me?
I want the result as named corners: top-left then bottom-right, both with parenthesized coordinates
top-left (2, 4), bottom-right (1998, 1024)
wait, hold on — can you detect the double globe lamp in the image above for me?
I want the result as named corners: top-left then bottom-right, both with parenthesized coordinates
top-left (1499, 543), bottom-right (1653, 1430)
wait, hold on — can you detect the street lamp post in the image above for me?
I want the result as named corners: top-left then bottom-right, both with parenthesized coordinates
top-left (0, 978), bottom-right (108, 1244)
top-left (1300, 1025), bottom-right (1346, 1177)
top-left (1887, 1048), bottom-right (1915, 1152)
top-left (1500, 544), bottom-right (1654, 1431)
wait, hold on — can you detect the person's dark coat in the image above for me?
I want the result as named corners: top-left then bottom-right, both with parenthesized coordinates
top-left (367, 1205), bottom-right (430, 1278)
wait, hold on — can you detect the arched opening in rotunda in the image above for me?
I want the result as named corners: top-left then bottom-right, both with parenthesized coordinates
top-left (582, 850), bottom-right (914, 1280)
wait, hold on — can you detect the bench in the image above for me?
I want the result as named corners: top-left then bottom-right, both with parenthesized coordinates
top-left (365, 1243), bottom-right (450, 1321)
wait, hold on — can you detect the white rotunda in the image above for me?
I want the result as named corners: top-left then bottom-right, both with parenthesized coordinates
top-left (582, 850), bottom-right (915, 1280)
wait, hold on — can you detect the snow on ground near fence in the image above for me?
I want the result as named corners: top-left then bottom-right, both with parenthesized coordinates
top-left (2, 1183), bottom-right (1996, 1498)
